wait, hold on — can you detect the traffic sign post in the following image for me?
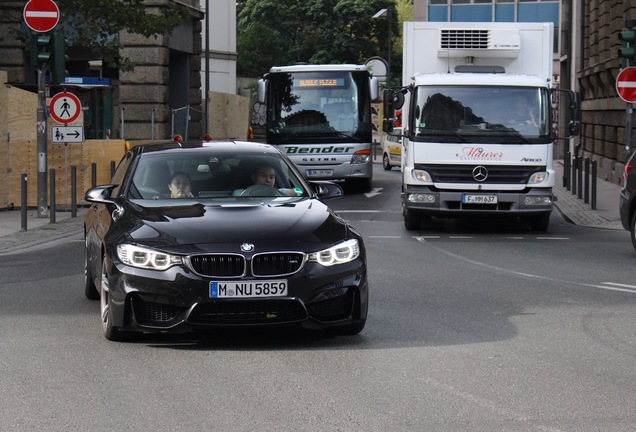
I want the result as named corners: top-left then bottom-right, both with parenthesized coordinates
top-left (24, 0), bottom-right (60, 218)
top-left (617, 67), bottom-right (636, 157)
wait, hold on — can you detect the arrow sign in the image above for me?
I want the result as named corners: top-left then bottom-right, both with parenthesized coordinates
top-left (23, 0), bottom-right (60, 33)
top-left (51, 126), bottom-right (84, 143)
top-left (616, 67), bottom-right (636, 103)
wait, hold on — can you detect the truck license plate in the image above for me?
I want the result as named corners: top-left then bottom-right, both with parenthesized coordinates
top-left (462, 194), bottom-right (497, 204)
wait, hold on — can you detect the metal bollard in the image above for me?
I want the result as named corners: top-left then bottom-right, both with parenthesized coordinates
top-left (577, 157), bottom-right (583, 200)
top-left (21, 173), bottom-right (27, 232)
top-left (91, 162), bottom-right (97, 188)
top-left (564, 152), bottom-right (571, 190)
top-left (50, 168), bottom-right (56, 224)
top-left (584, 158), bottom-right (590, 204)
top-left (571, 156), bottom-right (577, 196)
top-left (591, 160), bottom-right (597, 210)
top-left (71, 165), bottom-right (77, 218)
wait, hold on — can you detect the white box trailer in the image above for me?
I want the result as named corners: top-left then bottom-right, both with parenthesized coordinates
top-left (384, 22), bottom-right (578, 231)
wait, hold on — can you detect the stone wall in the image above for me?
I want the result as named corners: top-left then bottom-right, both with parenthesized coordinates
top-left (578, 0), bottom-right (636, 184)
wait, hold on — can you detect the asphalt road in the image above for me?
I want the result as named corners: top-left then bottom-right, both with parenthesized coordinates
top-left (2, 168), bottom-right (636, 431)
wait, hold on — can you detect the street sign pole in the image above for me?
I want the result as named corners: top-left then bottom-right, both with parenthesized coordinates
top-left (627, 103), bottom-right (633, 157)
top-left (37, 66), bottom-right (48, 218)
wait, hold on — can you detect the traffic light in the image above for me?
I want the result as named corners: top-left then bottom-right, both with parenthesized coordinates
top-left (619, 26), bottom-right (636, 67)
top-left (50, 32), bottom-right (69, 84)
top-left (30, 32), bottom-right (52, 69)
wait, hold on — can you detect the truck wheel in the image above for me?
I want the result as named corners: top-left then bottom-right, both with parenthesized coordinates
top-left (530, 214), bottom-right (550, 232)
top-left (404, 208), bottom-right (423, 230)
top-left (382, 153), bottom-right (392, 170)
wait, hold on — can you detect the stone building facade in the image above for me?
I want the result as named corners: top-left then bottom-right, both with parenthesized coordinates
top-left (0, 0), bottom-right (204, 141)
top-left (563, 0), bottom-right (636, 184)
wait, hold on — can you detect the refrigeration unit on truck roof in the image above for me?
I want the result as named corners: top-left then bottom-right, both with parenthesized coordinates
top-left (403, 21), bottom-right (554, 83)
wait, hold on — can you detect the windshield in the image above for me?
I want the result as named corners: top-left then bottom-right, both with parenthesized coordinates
top-left (265, 70), bottom-right (373, 144)
top-left (411, 86), bottom-right (551, 144)
top-left (129, 150), bottom-right (308, 202)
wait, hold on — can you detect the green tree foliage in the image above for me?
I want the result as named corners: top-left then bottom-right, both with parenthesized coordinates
top-left (58, 0), bottom-right (183, 71)
top-left (237, 0), bottom-right (400, 79)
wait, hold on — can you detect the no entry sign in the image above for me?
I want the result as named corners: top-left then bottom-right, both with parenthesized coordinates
top-left (23, 0), bottom-right (59, 33)
top-left (616, 67), bottom-right (636, 103)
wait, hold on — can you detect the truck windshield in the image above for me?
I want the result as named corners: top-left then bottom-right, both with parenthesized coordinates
top-left (412, 86), bottom-right (551, 144)
top-left (265, 71), bottom-right (373, 144)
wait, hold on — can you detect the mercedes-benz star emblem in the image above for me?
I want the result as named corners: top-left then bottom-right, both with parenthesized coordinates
top-left (472, 166), bottom-right (488, 182)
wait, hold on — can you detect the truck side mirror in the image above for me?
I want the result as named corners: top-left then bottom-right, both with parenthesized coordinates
top-left (383, 89), bottom-right (395, 132)
top-left (370, 77), bottom-right (379, 102)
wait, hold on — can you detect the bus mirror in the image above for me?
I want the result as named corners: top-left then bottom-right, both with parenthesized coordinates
top-left (257, 79), bottom-right (266, 104)
top-left (370, 77), bottom-right (379, 102)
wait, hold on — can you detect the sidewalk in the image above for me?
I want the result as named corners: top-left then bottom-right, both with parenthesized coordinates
top-left (0, 160), bottom-right (625, 255)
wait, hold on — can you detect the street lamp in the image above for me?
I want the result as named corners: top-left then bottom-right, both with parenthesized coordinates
top-left (372, 8), bottom-right (392, 87)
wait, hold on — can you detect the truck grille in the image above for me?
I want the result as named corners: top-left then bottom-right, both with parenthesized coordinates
top-left (441, 29), bottom-right (489, 50)
top-left (418, 164), bottom-right (543, 184)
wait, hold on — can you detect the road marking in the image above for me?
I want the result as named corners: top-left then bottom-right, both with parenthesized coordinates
top-left (368, 235), bottom-right (402, 239)
top-left (336, 210), bottom-right (380, 213)
top-left (593, 282), bottom-right (636, 294)
top-left (364, 188), bottom-right (383, 198)
top-left (424, 244), bottom-right (636, 296)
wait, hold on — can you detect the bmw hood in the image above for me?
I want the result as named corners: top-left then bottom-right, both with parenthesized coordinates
top-left (120, 199), bottom-right (349, 252)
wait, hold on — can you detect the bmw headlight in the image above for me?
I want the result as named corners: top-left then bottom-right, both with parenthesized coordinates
top-left (117, 244), bottom-right (182, 270)
top-left (308, 239), bottom-right (360, 267)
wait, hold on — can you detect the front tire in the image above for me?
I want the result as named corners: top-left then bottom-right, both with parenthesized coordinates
top-left (84, 237), bottom-right (99, 300)
top-left (530, 214), bottom-right (550, 232)
top-left (382, 153), bottom-right (392, 171)
top-left (404, 208), bottom-right (423, 231)
top-left (100, 259), bottom-right (127, 342)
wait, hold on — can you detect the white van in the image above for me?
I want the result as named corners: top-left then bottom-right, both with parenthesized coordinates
top-left (381, 128), bottom-right (402, 170)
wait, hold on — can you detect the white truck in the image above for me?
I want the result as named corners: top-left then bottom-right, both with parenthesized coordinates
top-left (258, 64), bottom-right (379, 192)
top-left (383, 22), bottom-right (579, 231)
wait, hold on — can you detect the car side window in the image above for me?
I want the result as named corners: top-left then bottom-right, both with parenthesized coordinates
top-left (111, 152), bottom-right (133, 197)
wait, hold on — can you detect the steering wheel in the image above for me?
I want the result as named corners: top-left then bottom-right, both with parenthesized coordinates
top-left (239, 184), bottom-right (284, 197)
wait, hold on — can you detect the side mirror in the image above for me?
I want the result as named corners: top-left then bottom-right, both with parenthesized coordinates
top-left (85, 185), bottom-right (117, 204)
top-left (257, 79), bottom-right (266, 104)
top-left (311, 181), bottom-right (343, 200)
top-left (369, 77), bottom-right (379, 102)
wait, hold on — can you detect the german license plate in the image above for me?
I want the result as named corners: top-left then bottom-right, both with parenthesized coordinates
top-left (462, 194), bottom-right (497, 204)
top-left (209, 280), bottom-right (288, 298)
top-left (306, 169), bottom-right (333, 177)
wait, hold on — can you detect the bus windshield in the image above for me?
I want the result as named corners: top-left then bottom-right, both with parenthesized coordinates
top-left (411, 86), bottom-right (552, 144)
top-left (265, 70), bottom-right (373, 144)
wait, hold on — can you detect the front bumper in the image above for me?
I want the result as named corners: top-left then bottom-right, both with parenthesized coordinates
top-left (402, 185), bottom-right (554, 217)
top-left (104, 256), bottom-right (368, 334)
